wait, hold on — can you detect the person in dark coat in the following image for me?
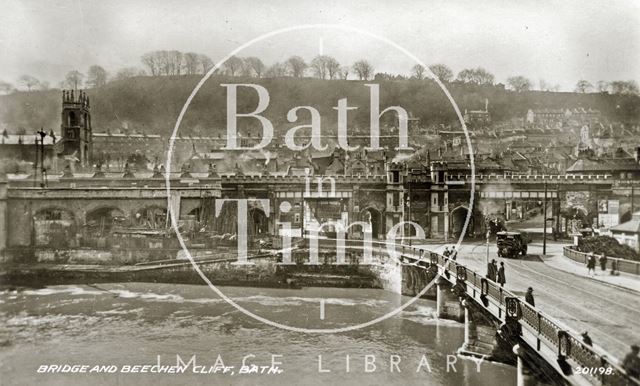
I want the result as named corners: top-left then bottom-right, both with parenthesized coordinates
top-left (623, 345), bottom-right (640, 379)
top-left (599, 254), bottom-right (607, 272)
top-left (581, 331), bottom-right (593, 346)
top-left (443, 247), bottom-right (451, 258)
top-left (525, 287), bottom-right (535, 307)
top-left (450, 246), bottom-right (457, 261)
top-left (487, 260), bottom-right (496, 281)
top-left (491, 259), bottom-right (498, 281)
top-left (497, 262), bottom-right (506, 287)
top-left (587, 252), bottom-right (596, 276)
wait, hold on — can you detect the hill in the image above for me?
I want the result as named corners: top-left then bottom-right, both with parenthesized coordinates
top-left (1, 75), bottom-right (638, 137)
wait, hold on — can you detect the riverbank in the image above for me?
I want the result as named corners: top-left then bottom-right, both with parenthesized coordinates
top-left (0, 259), bottom-right (382, 290)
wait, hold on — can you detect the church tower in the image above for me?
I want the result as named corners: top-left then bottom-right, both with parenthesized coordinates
top-left (58, 89), bottom-right (92, 167)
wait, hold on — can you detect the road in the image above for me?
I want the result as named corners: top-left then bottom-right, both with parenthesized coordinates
top-left (416, 240), bottom-right (640, 361)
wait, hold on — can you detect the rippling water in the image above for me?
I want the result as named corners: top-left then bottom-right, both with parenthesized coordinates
top-left (0, 283), bottom-right (515, 385)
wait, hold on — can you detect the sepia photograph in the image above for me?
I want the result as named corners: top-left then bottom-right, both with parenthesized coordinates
top-left (0, 1), bottom-right (639, 385)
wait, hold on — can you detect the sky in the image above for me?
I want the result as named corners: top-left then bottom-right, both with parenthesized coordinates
top-left (1, 0), bottom-right (639, 91)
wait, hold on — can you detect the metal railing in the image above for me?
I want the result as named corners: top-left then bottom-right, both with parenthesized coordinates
top-left (564, 246), bottom-right (640, 276)
top-left (391, 243), bottom-right (639, 386)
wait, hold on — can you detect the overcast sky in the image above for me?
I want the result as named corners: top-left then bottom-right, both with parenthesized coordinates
top-left (1, 0), bottom-right (639, 91)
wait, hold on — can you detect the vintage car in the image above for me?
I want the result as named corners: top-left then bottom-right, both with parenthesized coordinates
top-left (496, 231), bottom-right (528, 258)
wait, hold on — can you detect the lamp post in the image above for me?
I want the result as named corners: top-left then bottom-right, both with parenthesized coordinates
top-left (37, 129), bottom-right (47, 188)
top-left (543, 181), bottom-right (547, 255)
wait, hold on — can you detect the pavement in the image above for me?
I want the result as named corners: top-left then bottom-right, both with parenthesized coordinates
top-left (416, 240), bottom-right (640, 362)
top-left (541, 253), bottom-right (640, 292)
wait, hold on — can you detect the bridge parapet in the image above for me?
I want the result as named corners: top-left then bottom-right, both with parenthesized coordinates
top-left (564, 246), bottom-right (640, 276)
top-left (391, 243), bottom-right (639, 386)
top-left (446, 173), bottom-right (616, 183)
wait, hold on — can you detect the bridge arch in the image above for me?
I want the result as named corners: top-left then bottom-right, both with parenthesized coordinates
top-left (450, 205), bottom-right (472, 238)
top-left (135, 205), bottom-right (167, 229)
top-left (85, 206), bottom-right (126, 233)
top-left (33, 207), bottom-right (76, 248)
top-left (359, 206), bottom-right (382, 239)
top-left (248, 207), bottom-right (268, 237)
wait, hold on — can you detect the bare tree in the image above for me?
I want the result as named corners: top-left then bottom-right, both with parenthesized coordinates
top-left (244, 57), bottom-right (265, 77)
top-left (411, 64), bottom-right (425, 80)
top-left (114, 67), bottom-right (144, 81)
top-left (64, 70), bottom-right (84, 89)
top-left (596, 81), bottom-right (610, 93)
top-left (352, 60), bottom-right (373, 80)
top-left (0, 80), bottom-right (13, 94)
top-left (223, 56), bottom-right (244, 76)
top-left (39, 81), bottom-right (50, 90)
top-left (506, 75), bottom-right (532, 92)
top-left (339, 66), bottom-right (350, 80)
top-left (575, 80), bottom-right (593, 93)
top-left (285, 56), bottom-right (307, 77)
top-left (18, 75), bottom-right (39, 91)
top-left (183, 52), bottom-right (200, 75)
top-left (310, 55), bottom-right (340, 79)
top-left (326, 57), bottom-right (341, 79)
top-left (141, 52), bottom-right (159, 76)
top-left (428, 64), bottom-right (453, 82)
top-left (457, 67), bottom-right (494, 85)
top-left (86, 65), bottom-right (108, 88)
top-left (199, 54), bottom-right (214, 74)
top-left (265, 62), bottom-right (287, 77)
top-left (168, 50), bottom-right (183, 75)
top-left (610, 80), bottom-right (639, 95)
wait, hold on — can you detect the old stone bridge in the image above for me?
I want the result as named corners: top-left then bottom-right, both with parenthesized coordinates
top-left (1, 170), bottom-right (639, 254)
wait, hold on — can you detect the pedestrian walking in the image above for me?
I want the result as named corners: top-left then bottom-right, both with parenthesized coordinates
top-left (623, 345), bottom-right (640, 379)
top-left (587, 252), bottom-right (596, 276)
top-left (611, 260), bottom-right (619, 276)
top-left (581, 331), bottom-right (593, 346)
top-left (525, 287), bottom-right (535, 307)
top-left (443, 247), bottom-right (450, 258)
top-left (497, 262), bottom-right (506, 287)
top-left (491, 259), bottom-right (498, 281)
top-left (599, 253), bottom-right (607, 272)
top-left (450, 246), bottom-right (457, 261)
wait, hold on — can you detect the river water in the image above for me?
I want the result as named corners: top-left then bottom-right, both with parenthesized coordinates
top-left (0, 283), bottom-right (515, 385)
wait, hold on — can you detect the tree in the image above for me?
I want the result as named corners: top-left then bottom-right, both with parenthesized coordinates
top-left (609, 80), bottom-right (639, 95)
top-left (64, 70), bottom-right (84, 89)
top-left (183, 52), bottom-right (200, 75)
top-left (285, 56), bottom-right (307, 77)
top-left (114, 67), bottom-right (143, 81)
top-left (457, 67), bottom-right (494, 85)
top-left (352, 60), bottom-right (374, 80)
top-left (18, 75), bottom-right (40, 91)
top-left (596, 81), bottom-right (610, 93)
top-left (575, 80), bottom-right (593, 93)
top-left (428, 64), bottom-right (453, 82)
top-left (0, 80), bottom-right (14, 94)
top-left (244, 57), bottom-right (265, 78)
top-left (339, 66), bottom-right (349, 80)
top-left (38, 81), bottom-right (50, 90)
top-left (265, 62), bottom-right (287, 77)
top-left (223, 56), bottom-right (244, 76)
top-left (411, 64), bottom-right (425, 80)
top-left (506, 75), bottom-right (532, 92)
top-left (199, 54), bottom-right (214, 74)
top-left (326, 57), bottom-right (341, 79)
top-left (86, 65), bottom-right (108, 88)
top-left (141, 52), bottom-right (160, 76)
top-left (310, 55), bottom-right (340, 79)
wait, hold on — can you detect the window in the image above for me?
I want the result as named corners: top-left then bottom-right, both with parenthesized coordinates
top-left (392, 171), bottom-right (399, 183)
top-left (393, 192), bottom-right (400, 207)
